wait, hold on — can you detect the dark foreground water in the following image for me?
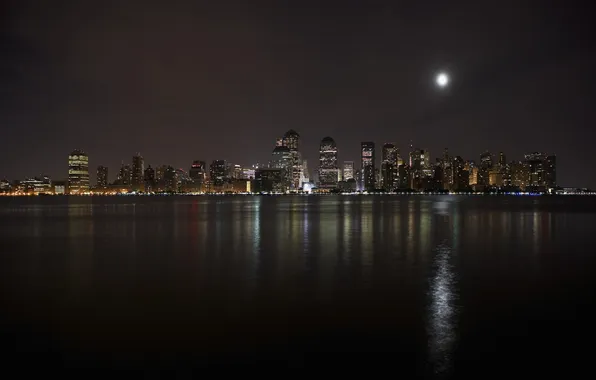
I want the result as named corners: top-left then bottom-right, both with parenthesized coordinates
top-left (1, 195), bottom-right (596, 377)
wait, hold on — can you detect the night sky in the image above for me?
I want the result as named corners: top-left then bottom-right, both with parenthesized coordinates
top-left (1, 0), bottom-right (595, 187)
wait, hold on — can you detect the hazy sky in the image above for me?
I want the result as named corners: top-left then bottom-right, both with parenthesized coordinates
top-left (1, 0), bottom-right (595, 186)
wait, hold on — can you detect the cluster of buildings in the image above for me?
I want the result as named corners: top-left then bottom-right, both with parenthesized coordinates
top-left (0, 129), bottom-right (566, 195)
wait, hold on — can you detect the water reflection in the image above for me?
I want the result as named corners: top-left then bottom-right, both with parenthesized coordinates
top-left (2, 195), bottom-right (595, 373)
top-left (427, 198), bottom-right (460, 376)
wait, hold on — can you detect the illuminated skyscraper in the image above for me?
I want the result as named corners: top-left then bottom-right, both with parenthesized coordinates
top-left (409, 148), bottom-right (429, 190)
top-left (452, 156), bottom-right (468, 190)
top-left (117, 163), bottom-right (132, 187)
top-left (361, 142), bottom-right (375, 191)
top-left (271, 146), bottom-right (292, 190)
top-left (68, 150), bottom-right (89, 194)
top-left (189, 161), bottom-right (206, 182)
top-left (301, 159), bottom-right (310, 184)
top-left (381, 143), bottom-right (398, 191)
top-left (524, 152), bottom-right (556, 189)
top-left (442, 148), bottom-right (453, 190)
top-left (96, 166), bottom-right (108, 188)
top-left (131, 153), bottom-right (144, 191)
top-left (318, 137), bottom-right (339, 189)
top-left (144, 165), bottom-right (155, 192)
top-left (343, 161), bottom-right (354, 181)
top-left (164, 166), bottom-right (177, 192)
top-left (545, 155), bottom-right (557, 188)
top-left (189, 160), bottom-right (206, 191)
top-left (511, 161), bottom-right (530, 190)
top-left (478, 151), bottom-right (493, 186)
top-left (210, 160), bottom-right (227, 187)
top-left (281, 129), bottom-right (302, 190)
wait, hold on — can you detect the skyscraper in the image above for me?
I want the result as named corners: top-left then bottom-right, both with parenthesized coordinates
top-left (545, 155), bottom-right (557, 188)
top-left (189, 160), bottom-right (206, 191)
top-left (452, 156), bottom-right (468, 191)
top-left (361, 142), bottom-right (375, 191)
top-left (131, 153), bottom-right (144, 191)
top-left (318, 137), bottom-right (339, 189)
top-left (96, 165), bottom-right (108, 188)
top-left (164, 166), bottom-right (177, 192)
top-left (281, 129), bottom-right (302, 190)
top-left (409, 148), bottom-right (429, 190)
top-left (68, 150), bottom-right (89, 194)
top-left (155, 165), bottom-right (168, 191)
top-left (117, 163), bottom-right (132, 187)
top-left (478, 151), bottom-right (493, 186)
top-left (511, 161), bottom-right (530, 190)
top-left (271, 146), bottom-right (292, 190)
top-left (210, 160), bottom-right (227, 187)
top-left (381, 143), bottom-right (398, 191)
top-left (144, 165), bottom-right (155, 192)
top-left (442, 148), bottom-right (453, 190)
top-left (525, 152), bottom-right (547, 188)
top-left (524, 152), bottom-right (556, 189)
top-left (343, 161), bottom-right (354, 181)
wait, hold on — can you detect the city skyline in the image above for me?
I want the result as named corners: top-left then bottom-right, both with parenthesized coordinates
top-left (0, 128), bottom-right (565, 194)
top-left (1, 1), bottom-right (595, 187)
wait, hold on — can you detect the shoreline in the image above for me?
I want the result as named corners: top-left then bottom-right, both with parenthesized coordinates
top-left (1, 192), bottom-right (595, 197)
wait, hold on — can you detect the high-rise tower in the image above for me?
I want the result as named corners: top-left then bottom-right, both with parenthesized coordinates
top-left (361, 142), bottom-right (376, 191)
top-left (68, 150), bottom-right (89, 194)
top-left (318, 137), bottom-right (339, 189)
top-left (132, 153), bottom-right (144, 191)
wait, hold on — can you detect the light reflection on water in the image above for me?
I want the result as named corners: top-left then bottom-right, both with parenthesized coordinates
top-left (428, 242), bottom-right (457, 375)
top-left (1, 195), bottom-right (596, 374)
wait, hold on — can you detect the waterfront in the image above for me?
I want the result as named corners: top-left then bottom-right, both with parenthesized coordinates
top-left (1, 195), bottom-right (595, 376)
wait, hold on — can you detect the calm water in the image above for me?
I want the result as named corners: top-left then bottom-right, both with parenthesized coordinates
top-left (1, 195), bottom-right (596, 376)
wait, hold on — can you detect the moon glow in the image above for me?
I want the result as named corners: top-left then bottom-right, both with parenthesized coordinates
top-left (436, 72), bottom-right (449, 88)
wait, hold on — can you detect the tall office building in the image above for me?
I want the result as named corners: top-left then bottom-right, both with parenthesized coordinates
top-left (361, 142), bottom-right (376, 191)
top-left (301, 159), bottom-right (310, 184)
top-left (451, 156), bottom-right (468, 191)
top-left (343, 161), bottom-right (354, 181)
top-left (131, 153), bottom-right (144, 191)
top-left (281, 129), bottom-right (302, 190)
top-left (318, 137), bottom-right (339, 189)
top-left (498, 152), bottom-right (506, 168)
top-left (381, 143), bottom-right (398, 191)
top-left (117, 163), bottom-right (132, 187)
top-left (409, 148), bottom-right (430, 190)
top-left (271, 145), bottom-right (292, 190)
top-left (164, 166), bottom-right (177, 192)
top-left (441, 148), bottom-right (453, 190)
top-left (189, 161), bottom-right (206, 183)
top-left (96, 166), bottom-right (108, 188)
top-left (524, 152), bottom-right (556, 189)
top-left (525, 152), bottom-right (546, 188)
top-left (210, 160), bottom-right (227, 187)
top-left (144, 165), bottom-right (155, 192)
top-left (511, 161), bottom-right (530, 190)
top-left (478, 151), bottom-right (493, 186)
top-left (68, 150), bottom-right (89, 194)
top-left (545, 155), bottom-right (557, 188)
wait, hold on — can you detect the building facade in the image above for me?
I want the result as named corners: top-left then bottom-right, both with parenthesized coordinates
top-left (318, 137), bottom-right (339, 189)
top-left (381, 143), bottom-right (398, 191)
top-left (210, 160), bottom-right (227, 188)
top-left (361, 142), bottom-right (375, 191)
top-left (96, 166), bottom-right (108, 188)
top-left (131, 154), bottom-right (144, 191)
top-left (343, 161), bottom-right (354, 181)
top-left (281, 129), bottom-right (302, 190)
top-left (68, 150), bottom-right (89, 194)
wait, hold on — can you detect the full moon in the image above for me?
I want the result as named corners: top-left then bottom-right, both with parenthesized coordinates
top-left (436, 72), bottom-right (449, 88)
